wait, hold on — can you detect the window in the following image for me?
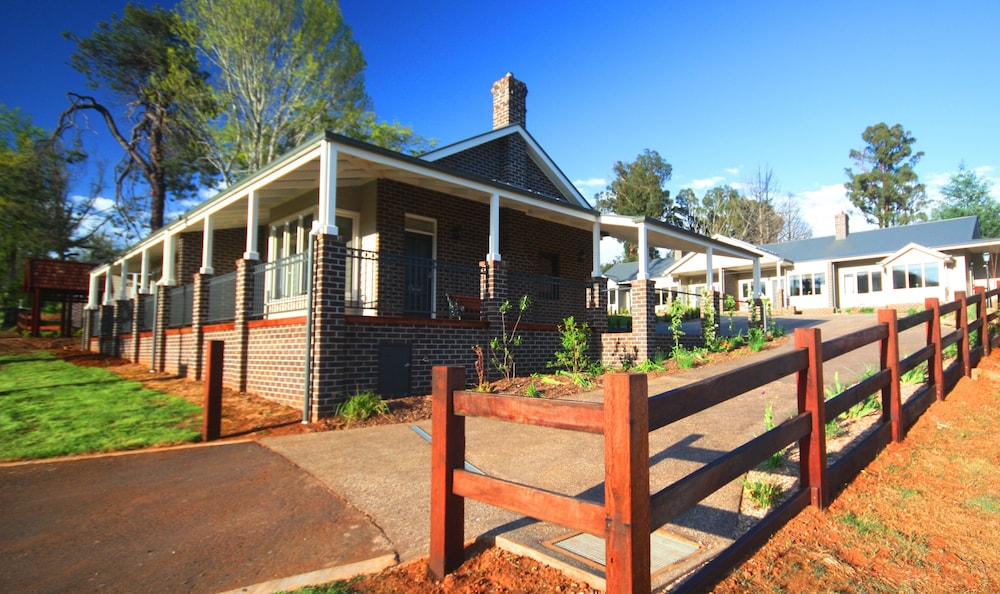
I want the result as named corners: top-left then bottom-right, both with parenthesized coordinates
top-left (891, 262), bottom-right (940, 289)
top-left (788, 273), bottom-right (824, 297)
top-left (846, 270), bottom-right (882, 294)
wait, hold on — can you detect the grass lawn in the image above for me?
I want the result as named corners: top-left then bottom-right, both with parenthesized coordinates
top-left (0, 351), bottom-right (202, 461)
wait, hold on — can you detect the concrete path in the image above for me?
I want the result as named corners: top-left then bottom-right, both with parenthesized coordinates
top-left (264, 313), bottom-right (925, 588)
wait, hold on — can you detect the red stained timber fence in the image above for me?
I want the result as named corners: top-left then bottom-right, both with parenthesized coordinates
top-left (429, 286), bottom-right (999, 593)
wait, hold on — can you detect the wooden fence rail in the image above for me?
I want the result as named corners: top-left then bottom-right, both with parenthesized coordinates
top-left (429, 283), bottom-right (1000, 593)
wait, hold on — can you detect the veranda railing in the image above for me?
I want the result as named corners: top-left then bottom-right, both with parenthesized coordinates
top-left (206, 271), bottom-right (237, 323)
top-left (251, 253), bottom-right (308, 318)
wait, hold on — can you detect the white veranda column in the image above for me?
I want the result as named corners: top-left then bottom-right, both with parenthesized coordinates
top-left (591, 221), bottom-right (601, 277)
top-left (103, 270), bottom-right (114, 305)
top-left (117, 260), bottom-right (129, 300)
top-left (200, 215), bottom-right (214, 275)
top-left (316, 141), bottom-right (339, 236)
top-left (487, 193), bottom-right (501, 261)
top-left (140, 250), bottom-right (150, 294)
top-left (88, 273), bottom-right (100, 308)
top-left (161, 232), bottom-right (177, 287)
top-left (753, 257), bottom-right (762, 299)
top-left (636, 222), bottom-right (649, 280)
top-left (244, 190), bottom-right (260, 260)
top-left (705, 247), bottom-right (714, 289)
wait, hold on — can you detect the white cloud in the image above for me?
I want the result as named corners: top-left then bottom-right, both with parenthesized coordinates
top-left (573, 177), bottom-right (606, 195)
top-left (798, 184), bottom-right (874, 237)
top-left (690, 176), bottom-right (725, 190)
top-left (724, 166), bottom-right (741, 176)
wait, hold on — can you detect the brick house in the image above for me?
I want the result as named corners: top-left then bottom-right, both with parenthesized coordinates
top-left (83, 73), bottom-right (759, 419)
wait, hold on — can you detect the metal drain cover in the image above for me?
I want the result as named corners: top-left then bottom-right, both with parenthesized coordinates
top-left (547, 529), bottom-right (700, 574)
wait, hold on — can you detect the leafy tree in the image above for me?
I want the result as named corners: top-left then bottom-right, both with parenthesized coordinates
top-left (60, 3), bottom-right (214, 234)
top-left (845, 123), bottom-right (927, 228)
top-left (181, 0), bottom-right (430, 184)
top-left (0, 106), bottom-right (111, 306)
top-left (596, 149), bottom-right (692, 259)
top-left (691, 185), bottom-right (743, 237)
top-left (930, 164), bottom-right (999, 237)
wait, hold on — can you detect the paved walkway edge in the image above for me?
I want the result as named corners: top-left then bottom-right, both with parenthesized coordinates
top-left (492, 535), bottom-right (607, 592)
top-left (218, 553), bottom-right (399, 594)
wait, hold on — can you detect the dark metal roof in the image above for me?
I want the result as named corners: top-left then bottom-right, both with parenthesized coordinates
top-left (604, 256), bottom-right (677, 283)
top-left (762, 216), bottom-right (982, 262)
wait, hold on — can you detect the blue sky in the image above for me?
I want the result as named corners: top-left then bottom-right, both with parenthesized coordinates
top-left (3, 0), bottom-right (999, 250)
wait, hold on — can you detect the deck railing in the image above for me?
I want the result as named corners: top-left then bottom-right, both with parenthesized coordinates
top-left (206, 271), bottom-right (237, 323)
top-left (251, 253), bottom-right (308, 319)
top-left (430, 287), bottom-right (997, 593)
top-left (168, 284), bottom-right (194, 328)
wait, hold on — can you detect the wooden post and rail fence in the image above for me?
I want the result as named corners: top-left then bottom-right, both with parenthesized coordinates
top-left (430, 284), bottom-right (1000, 593)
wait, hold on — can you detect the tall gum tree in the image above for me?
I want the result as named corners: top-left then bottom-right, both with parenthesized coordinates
top-left (60, 3), bottom-right (214, 234)
top-left (844, 123), bottom-right (927, 228)
top-left (183, 0), bottom-right (424, 185)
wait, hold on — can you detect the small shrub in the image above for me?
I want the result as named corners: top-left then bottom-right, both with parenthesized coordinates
top-left (524, 383), bottom-right (540, 398)
top-left (549, 316), bottom-right (591, 375)
top-left (490, 295), bottom-right (530, 382)
top-left (747, 328), bottom-right (766, 352)
top-left (859, 306), bottom-right (875, 314)
top-left (900, 360), bottom-right (928, 384)
top-left (770, 323), bottom-right (787, 338)
top-left (723, 294), bottom-right (737, 333)
top-left (672, 346), bottom-right (707, 369)
top-left (669, 298), bottom-right (686, 350)
top-left (337, 391), bottom-right (389, 425)
top-left (742, 479), bottom-right (783, 508)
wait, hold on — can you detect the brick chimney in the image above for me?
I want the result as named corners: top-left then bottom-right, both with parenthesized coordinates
top-left (835, 212), bottom-right (850, 240)
top-left (491, 73), bottom-right (527, 129)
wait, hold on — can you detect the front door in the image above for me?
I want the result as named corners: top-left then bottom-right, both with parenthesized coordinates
top-left (404, 231), bottom-right (434, 317)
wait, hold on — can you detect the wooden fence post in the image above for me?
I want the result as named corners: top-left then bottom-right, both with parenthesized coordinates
top-left (429, 366), bottom-right (467, 578)
top-left (877, 310), bottom-right (903, 443)
top-left (956, 291), bottom-right (971, 377)
top-left (925, 298), bottom-right (944, 401)
top-left (202, 340), bottom-right (224, 442)
top-left (975, 286), bottom-right (990, 356)
top-left (795, 327), bottom-right (829, 508)
top-left (603, 373), bottom-right (651, 594)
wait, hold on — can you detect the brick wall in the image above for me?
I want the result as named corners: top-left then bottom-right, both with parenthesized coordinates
top-left (162, 329), bottom-right (196, 377)
top-left (176, 231), bottom-right (203, 284)
top-left (244, 318), bottom-right (308, 409)
top-left (435, 136), bottom-right (564, 201)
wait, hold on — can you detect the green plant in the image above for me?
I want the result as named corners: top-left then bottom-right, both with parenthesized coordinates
top-left (632, 350), bottom-right (668, 373)
top-left (770, 323), bottom-right (787, 338)
top-left (672, 345), bottom-right (707, 369)
top-left (860, 306), bottom-right (875, 314)
top-left (701, 288), bottom-right (718, 350)
top-left (524, 382), bottom-right (540, 398)
top-left (747, 327), bottom-right (766, 352)
top-left (760, 403), bottom-right (786, 469)
top-left (943, 341), bottom-right (958, 359)
top-left (548, 316), bottom-right (591, 375)
top-left (826, 418), bottom-right (845, 439)
top-left (723, 294), bottom-right (737, 333)
top-left (336, 390), bottom-right (389, 425)
top-left (900, 360), bottom-right (928, 384)
top-left (489, 295), bottom-right (530, 382)
top-left (742, 478), bottom-right (783, 508)
top-left (846, 394), bottom-right (882, 419)
top-left (668, 298), bottom-right (686, 349)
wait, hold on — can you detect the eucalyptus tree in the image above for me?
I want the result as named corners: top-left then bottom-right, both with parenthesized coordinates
top-left (182, 0), bottom-right (426, 184)
top-left (60, 3), bottom-right (214, 234)
top-left (844, 123), bottom-right (927, 228)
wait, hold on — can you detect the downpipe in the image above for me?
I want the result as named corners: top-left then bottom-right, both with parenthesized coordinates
top-left (302, 226), bottom-right (318, 424)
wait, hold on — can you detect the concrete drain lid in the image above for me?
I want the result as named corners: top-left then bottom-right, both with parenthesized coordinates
top-left (545, 529), bottom-right (700, 575)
